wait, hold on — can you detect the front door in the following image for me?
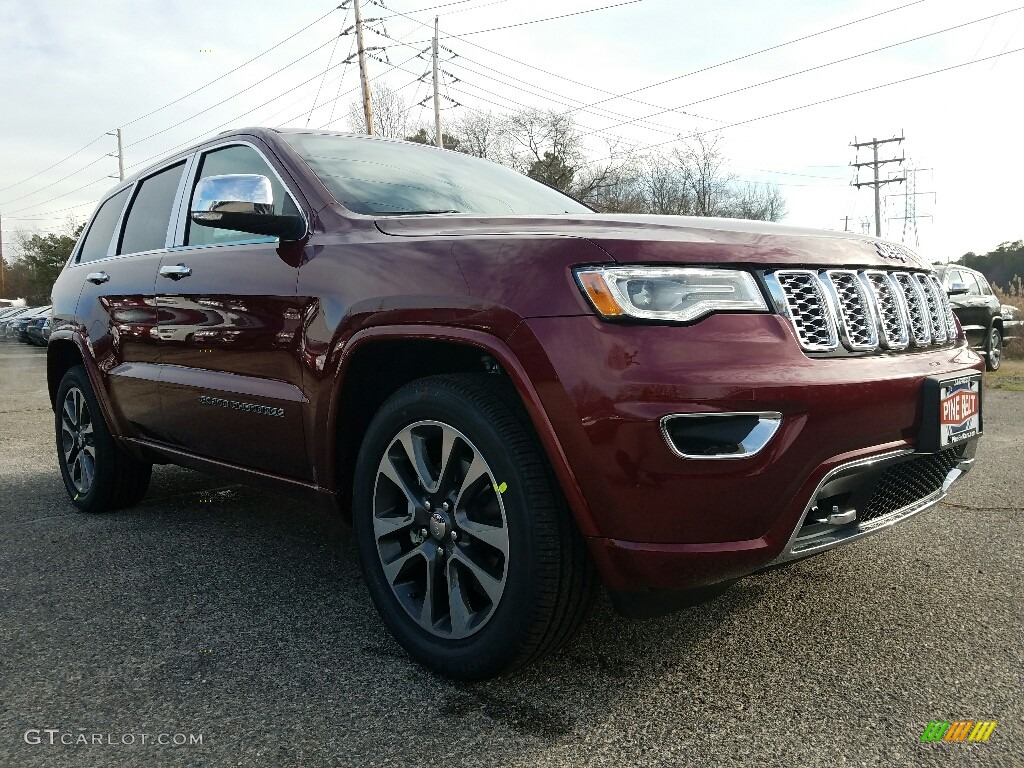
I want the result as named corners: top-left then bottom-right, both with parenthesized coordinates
top-left (156, 142), bottom-right (310, 480)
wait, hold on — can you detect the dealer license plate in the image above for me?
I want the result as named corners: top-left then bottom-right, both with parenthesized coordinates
top-left (937, 375), bottom-right (982, 447)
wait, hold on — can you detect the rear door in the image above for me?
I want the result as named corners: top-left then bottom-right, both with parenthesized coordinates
top-left (71, 158), bottom-right (189, 440)
top-left (156, 140), bottom-right (310, 479)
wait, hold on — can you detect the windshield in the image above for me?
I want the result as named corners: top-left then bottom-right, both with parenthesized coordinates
top-left (282, 133), bottom-right (592, 216)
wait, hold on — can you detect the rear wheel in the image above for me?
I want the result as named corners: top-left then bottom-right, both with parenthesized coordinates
top-left (55, 366), bottom-right (152, 513)
top-left (352, 374), bottom-right (595, 680)
top-left (986, 326), bottom-right (1002, 371)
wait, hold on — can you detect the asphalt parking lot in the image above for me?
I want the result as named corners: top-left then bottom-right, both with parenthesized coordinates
top-left (0, 341), bottom-right (1020, 768)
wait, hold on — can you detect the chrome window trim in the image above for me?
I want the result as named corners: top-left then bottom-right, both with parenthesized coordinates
top-left (172, 139), bottom-right (309, 249)
top-left (659, 411), bottom-right (783, 461)
top-left (70, 186), bottom-right (132, 266)
top-left (114, 155), bottom-right (192, 257)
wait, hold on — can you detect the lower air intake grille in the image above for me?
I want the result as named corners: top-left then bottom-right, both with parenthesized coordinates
top-left (859, 449), bottom-right (962, 524)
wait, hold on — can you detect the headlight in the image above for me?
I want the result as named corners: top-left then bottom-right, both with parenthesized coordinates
top-left (575, 266), bottom-right (768, 322)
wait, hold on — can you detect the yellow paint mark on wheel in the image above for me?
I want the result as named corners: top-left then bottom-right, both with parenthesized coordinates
top-left (493, 481), bottom-right (507, 494)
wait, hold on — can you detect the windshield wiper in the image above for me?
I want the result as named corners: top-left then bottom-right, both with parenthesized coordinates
top-left (375, 209), bottom-right (461, 216)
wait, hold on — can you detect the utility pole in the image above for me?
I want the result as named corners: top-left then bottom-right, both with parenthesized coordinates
top-left (432, 17), bottom-right (443, 148)
top-left (353, 0), bottom-right (374, 135)
top-left (107, 128), bottom-right (124, 181)
top-left (0, 212), bottom-right (6, 298)
top-left (851, 134), bottom-right (905, 237)
top-left (840, 215), bottom-right (851, 232)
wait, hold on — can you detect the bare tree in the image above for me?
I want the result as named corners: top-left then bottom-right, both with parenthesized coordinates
top-left (674, 134), bottom-right (734, 217)
top-left (726, 182), bottom-right (788, 222)
top-left (346, 83), bottom-right (409, 138)
top-left (451, 111), bottom-right (504, 160)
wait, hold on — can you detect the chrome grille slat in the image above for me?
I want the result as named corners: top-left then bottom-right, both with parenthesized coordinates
top-left (892, 272), bottom-right (931, 346)
top-left (863, 271), bottom-right (909, 350)
top-left (773, 268), bottom-right (954, 355)
top-left (824, 270), bottom-right (877, 350)
top-left (915, 273), bottom-right (948, 344)
top-left (774, 270), bottom-right (837, 351)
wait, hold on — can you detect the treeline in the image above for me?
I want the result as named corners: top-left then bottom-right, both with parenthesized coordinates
top-left (957, 241), bottom-right (1024, 296)
top-left (352, 84), bottom-right (787, 221)
top-left (1, 224), bottom-right (83, 304)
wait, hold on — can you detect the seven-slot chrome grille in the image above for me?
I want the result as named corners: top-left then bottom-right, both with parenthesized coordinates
top-left (769, 269), bottom-right (958, 355)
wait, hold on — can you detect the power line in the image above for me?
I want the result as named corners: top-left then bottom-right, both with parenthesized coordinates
top-left (576, 44), bottom-right (1024, 166)
top-left (0, 5), bottom-right (345, 198)
top-left (121, 4), bottom-right (347, 129)
top-left (576, 7), bottom-right (1024, 139)
top-left (432, 0), bottom-right (646, 37)
top-left (306, 8), bottom-right (352, 127)
top-left (557, 0), bottom-right (930, 116)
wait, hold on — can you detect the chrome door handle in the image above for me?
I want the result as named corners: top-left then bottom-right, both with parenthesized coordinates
top-left (159, 264), bottom-right (192, 280)
top-left (86, 271), bottom-right (109, 284)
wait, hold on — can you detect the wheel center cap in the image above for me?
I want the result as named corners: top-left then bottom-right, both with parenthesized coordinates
top-left (428, 511), bottom-right (448, 540)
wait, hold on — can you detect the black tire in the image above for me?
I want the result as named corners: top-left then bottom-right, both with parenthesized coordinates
top-left (985, 326), bottom-right (1002, 372)
top-left (352, 373), bottom-right (596, 680)
top-left (55, 365), bottom-right (152, 513)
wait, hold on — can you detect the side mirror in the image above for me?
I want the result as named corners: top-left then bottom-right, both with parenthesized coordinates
top-left (947, 282), bottom-right (969, 296)
top-left (190, 174), bottom-right (304, 240)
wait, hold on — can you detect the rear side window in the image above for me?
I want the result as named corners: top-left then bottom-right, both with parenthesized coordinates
top-left (78, 188), bottom-right (129, 263)
top-left (977, 274), bottom-right (994, 295)
top-left (186, 144), bottom-right (298, 247)
top-left (118, 162), bottom-right (186, 255)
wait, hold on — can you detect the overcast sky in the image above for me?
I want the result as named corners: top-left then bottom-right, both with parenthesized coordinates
top-left (1, 0), bottom-right (1021, 261)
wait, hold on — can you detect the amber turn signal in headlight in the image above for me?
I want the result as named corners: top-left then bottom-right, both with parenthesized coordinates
top-left (575, 266), bottom-right (768, 323)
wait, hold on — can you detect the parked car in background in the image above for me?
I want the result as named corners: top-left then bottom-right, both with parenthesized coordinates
top-left (0, 306), bottom-right (37, 340)
top-left (1001, 303), bottom-right (1023, 346)
top-left (0, 306), bottom-right (31, 332)
top-left (935, 264), bottom-right (1008, 370)
top-left (47, 127), bottom-right (984, 680)
top-left (25, 315), bottom-right (51, 347)
top-left (8, 306), bottom-right (50, 343)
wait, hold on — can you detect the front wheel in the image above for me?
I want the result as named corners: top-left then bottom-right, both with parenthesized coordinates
top-left (55, 366), bottom-right (152, 513)
top-left (986, 326), bottom-right (1002, 371)
top-left (352, 374), bottom-right (595, 680)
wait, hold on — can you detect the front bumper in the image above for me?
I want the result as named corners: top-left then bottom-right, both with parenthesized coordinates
top-left (510, 314), bottom-right (984, 592)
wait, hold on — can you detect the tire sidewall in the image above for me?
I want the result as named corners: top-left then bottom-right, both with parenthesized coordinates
top-left (987, 326), bottom-right (1002, 371)
top-left (352, 380), bottom-right (544, 678)
top-left (55, 366), bottom-right (117, 512)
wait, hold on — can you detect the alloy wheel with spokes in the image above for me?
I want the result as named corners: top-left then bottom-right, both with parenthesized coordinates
top-left (372, 420), bottom-right (509, 640)
top-left (54, 365), bottom-right (152, 513)
top-left (61, 387), bottom-right (96, 496)
top-left (987, 327), bottom-right (1002, 371)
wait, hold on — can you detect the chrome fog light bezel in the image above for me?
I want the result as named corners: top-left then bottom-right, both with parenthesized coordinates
top-left (660, 411), bottom-right (783, 460)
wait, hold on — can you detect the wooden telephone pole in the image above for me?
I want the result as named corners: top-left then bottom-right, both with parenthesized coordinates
top-left (353, 0), bottom-right (374, 135)
top-left (851, 134), bottom-right (905, 237)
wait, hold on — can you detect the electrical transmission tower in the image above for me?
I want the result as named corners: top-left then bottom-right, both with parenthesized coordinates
top-left (888, 167), bottom-right (935, 250)
top-left (851, 134), bottom-right (905, 237)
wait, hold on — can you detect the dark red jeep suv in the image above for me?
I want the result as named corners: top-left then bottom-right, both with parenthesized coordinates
top-left (48, 128), bottom-right (984, 679)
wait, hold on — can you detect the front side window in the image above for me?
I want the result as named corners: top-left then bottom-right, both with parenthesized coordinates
top-left (960, 271), bottom-right (982, 295)
top-left (78, 188), bottom-right (130, 263)
top-left (281, 133), bottom-right (593, 216)
top-left (186, 145), bottom-right (298, 247)
top-left (119, 162), bottom-right (186, 255)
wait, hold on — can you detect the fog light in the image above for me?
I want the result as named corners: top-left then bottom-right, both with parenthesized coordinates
top-left (660, 412), bottom-right (782, 460)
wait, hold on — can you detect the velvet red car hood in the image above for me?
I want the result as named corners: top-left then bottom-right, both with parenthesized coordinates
top-left (374, 212), bottom-right (929, 270)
